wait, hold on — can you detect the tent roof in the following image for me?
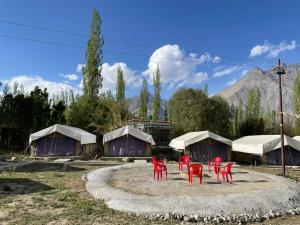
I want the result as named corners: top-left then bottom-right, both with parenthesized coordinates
top-left (169, 131), bottom-right (232, 150)
top-left (232, 135), bottom-right (300, 155)
top-left (29, 124), bottom-right (96, 145)
top-left (293, 136), bottom-right (300, 142)
top-left (103, 125), bottom-right (155, 145)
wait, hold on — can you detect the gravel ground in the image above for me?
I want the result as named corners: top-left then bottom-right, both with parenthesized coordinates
top-left (86, 163), bottom-right (300, 216)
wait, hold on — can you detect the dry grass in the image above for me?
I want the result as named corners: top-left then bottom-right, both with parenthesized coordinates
top-left (0, 162), bottom-right (174, 225)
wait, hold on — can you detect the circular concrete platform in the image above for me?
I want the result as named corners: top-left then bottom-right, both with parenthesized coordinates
top-left (85, 163), bottom-right (300, 216)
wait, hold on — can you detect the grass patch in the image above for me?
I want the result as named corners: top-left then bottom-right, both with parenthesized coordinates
top-left (0, 163), bottom-right (176, 224)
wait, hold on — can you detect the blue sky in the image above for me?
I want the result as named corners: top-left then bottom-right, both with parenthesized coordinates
top-left (0, 0), bottom-right (299, 99)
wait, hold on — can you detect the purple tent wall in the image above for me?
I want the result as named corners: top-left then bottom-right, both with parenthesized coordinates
top-left (265, 147), bottom-right (300, 166)
top-left (35, 135), bottom-right (77, 156)
top-left (188, 139), bottom-right (228, 162)
top-left (107, 135), bottom-right (147, 157)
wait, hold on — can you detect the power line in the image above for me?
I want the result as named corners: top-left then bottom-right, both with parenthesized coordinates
top-left (0, 32), bottom-right (277, 69)
top-left (0, 18), bottom-right (254, 61)
top-left (0, 33), bottom-right (85, 49)
top-left (0, 33), bottom-right (234, 64)
top-left (0, 18), bottom-right (156, 49)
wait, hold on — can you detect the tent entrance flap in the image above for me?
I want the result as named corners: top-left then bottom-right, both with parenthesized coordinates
top-left (189, 138), bottom-right (228, 162)
top-left (107, 135), bottom-right (147, 157)
top-left (36, 134), bottom-right (77, 156)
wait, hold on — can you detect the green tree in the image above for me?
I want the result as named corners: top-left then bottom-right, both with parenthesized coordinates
top-left (246, 89), bottom-right (261, 120)
top-left (238, 88), bottom-right (264, 136)
top-left (0, 86), bottom-right (51, 151)
top-left (139, 79), bottom-right (148, 120)
top-left (206, 95), bottom-right (233, 138)
top-left (293, 72), bottom-right (300, 134)
top-left (263, 109), bottom-right (279, 135)
top-left (153, 67), bottom-right (161, 121)
top-left (49, 101), bottom-right (66, 125)
top-left (116, 66), bottom-right (125, 102)
top-left (164, 103), bottom-right (169, 121)
top-left (3, 83), bottom-right (10, 95)
top-left (29, 87), bottom-right (51, 132)
top-left (168, 88), bottom-right (208, 136)
top-left (203, 84), bottom-right (208, 95)
top-left (82, 9), bottom-right (104, 98)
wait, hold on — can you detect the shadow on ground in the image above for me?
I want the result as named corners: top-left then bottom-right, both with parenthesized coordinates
top-left (0, 178), bottom-right (53, 196)
top-left (14, 162), bottom-right (86, 172)
top-left (234, 179), bottom-right (269, 183)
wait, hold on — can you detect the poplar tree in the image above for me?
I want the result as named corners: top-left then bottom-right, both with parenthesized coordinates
top-left (82, 9), bottom-right (104, 98)
top-left (293, 72), bottom-right (300, 134)
top-left (153, 67), bottom-right (161, 121)
top-left (139, 79), bottom-right (148, 120)
top-left (116, 66), bottom-right (125, 102)
top-left (246, 89), bottom-right (261, 119)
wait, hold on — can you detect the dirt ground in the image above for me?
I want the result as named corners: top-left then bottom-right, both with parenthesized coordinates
top-left (0, 161), bottom-right (300, 225)
top-left (110, 164), bottom-right (283, 197)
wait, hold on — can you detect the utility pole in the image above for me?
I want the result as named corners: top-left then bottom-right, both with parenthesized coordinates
top-left (272, 59), bottom-right (286, 176)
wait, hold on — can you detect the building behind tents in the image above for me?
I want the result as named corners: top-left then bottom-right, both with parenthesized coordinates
top-left (103, 125), bottom-right (155, 157)
top-left (232, 135), bottom-right (300, 165)
top-left (29, 124), bottom-right (96, 159)
top-left (169, 131), bottom-right (232, 162)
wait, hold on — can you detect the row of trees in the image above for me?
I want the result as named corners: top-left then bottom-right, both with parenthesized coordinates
top-left (0, 85), bottom-right (67, 150)
top-left (168, 86), bottom-right (296, 139)
top-left (168, 88), bottom-right (232, 138)
top-left (139, 67), bottom-right (161, 120)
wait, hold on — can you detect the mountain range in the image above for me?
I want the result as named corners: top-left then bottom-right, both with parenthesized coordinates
top-left (126, 63), bottom-right (300, 118)
top-left (219, 63), bottom-right (300, 116)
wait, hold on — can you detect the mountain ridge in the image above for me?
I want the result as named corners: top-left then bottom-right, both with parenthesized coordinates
top-left (218, 63), bottom-right (300, 115)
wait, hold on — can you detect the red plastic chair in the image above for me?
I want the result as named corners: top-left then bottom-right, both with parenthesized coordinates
top-left (178, 155), bottom-right (191, 172)
top-left (152, 158), bottom-right (167, 180)
top-left (152, 156), bottom-right (157, 162)
top-left (208, 157), bottom-right (222, 173)
top-left (213, 161), bottom-right (222, 182)
top-left (221, 163), bottom-right (235, 183)
top-left (188, 164), bottom-right (203, 184)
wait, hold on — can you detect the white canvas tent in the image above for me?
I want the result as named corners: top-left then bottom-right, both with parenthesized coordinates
top-left (293, 136), bottom-right (300, 142)
top-left (232, 135), bottom-right (300, 155)
top-left (103, 125), bottom-right (155, 157)
top-left (103, 125), bottom-right (155, 145)
top-left (169, 131), bottom-right (232, 150)
top-left (29, 124), bottom-right (96, 157)
top-left (29, 124), bottom-right (96, 145)
top-left (169, 131), bottom-right (232, 162)
top-left (232, 135), bottom-right (300, 165)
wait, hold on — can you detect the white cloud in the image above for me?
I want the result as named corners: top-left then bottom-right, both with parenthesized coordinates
top-left (250, 41), bottom-right (296, 58)
top-left (143, 44), bottom-right (220, 86)
top-left (241, 69), bottom-right (249, 76)
top-left (177, 72), bottom-right (208, 87)
top-left (226, 78), bottom-right (237, 86)
top-left (60, 73), bottom-right (78, 81)
top-left (2, 75), bottom-right (81, 97)
top-left (101, 62), bottom-right (142, 93)
top-left (76, 64), bottom-right (85, 73)
top-left (213, 65), bottom-right (241, 78)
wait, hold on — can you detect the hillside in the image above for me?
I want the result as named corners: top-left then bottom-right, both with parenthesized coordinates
top-left (218, 64), bottom-right (300, 115)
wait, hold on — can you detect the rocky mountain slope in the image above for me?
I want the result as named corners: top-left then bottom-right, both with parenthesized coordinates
top-left (218, 64), bottom-right (300, 115)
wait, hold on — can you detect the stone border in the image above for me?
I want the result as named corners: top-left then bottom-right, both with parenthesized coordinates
top-left (85, 163), bottom-right (300, 223)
